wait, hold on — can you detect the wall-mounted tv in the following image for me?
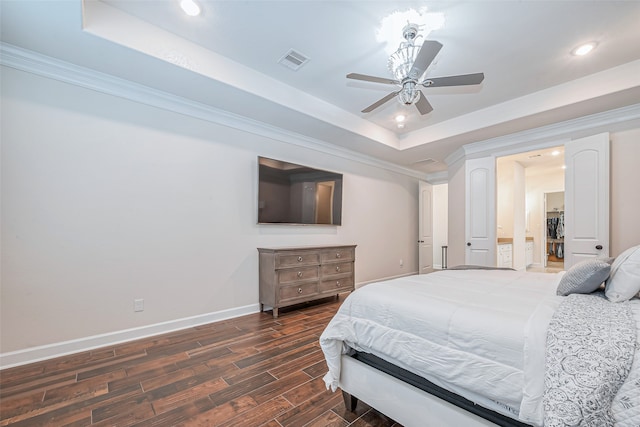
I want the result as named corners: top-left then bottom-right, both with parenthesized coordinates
top-left (258, 156), bottom-right (343, 225)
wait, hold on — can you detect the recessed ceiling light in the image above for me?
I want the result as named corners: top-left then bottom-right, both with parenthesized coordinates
top-left (551, 150), bottom-right (560, 156)
top-left (571, 42), bottom-right (597, 56)
top-left (180, 0), bottom-right (200, 16)
top-left (397, 123), bottom-right (405, 129)
top-left (395, 114), bottom-right (406, 123)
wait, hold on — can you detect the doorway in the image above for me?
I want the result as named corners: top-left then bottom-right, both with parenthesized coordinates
top-left (496, 146), bottom-right (565, 272)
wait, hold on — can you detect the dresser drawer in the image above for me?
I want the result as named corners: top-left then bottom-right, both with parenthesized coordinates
top-left (278, 266), bottom-right (318, 284)
top-left (319, 276), bottom-right (354, 293)
top-left (320, 248), bottom-right (354, 263)
top-left (276, 252), bottom-right (320, 268)
top-left (320, 261), bottom-right (353, 277)
top-left (279, 282), bottom-right (318, 302)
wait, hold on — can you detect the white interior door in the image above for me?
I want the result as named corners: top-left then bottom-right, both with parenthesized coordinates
top-left (465, 157), bottom-right (496, 266)
top-left (418, 181), bottom-right (434, 274)
top-left (564, 133), bottom-right (610, 268)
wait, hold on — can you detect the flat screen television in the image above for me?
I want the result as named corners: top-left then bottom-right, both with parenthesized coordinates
top-left (257, 156), bottom-right (343, 225)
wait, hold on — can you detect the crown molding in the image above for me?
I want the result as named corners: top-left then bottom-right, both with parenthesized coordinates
top-left (0, 42), bottom-right (427, 180)
top-left (425, 170), bottom-right (448, 185)
top-left (6, 42), bottom-right (638, 182)
top-left (445, 103), bottom-right (640, 166)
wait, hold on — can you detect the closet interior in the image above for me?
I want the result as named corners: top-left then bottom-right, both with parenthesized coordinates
top-left (545, 191), bottom-right (565, 270)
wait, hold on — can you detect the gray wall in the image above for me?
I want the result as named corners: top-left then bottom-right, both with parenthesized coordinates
top-left (1, 66), bottom-right (420, 358)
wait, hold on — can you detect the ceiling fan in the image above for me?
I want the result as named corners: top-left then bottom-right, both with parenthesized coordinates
top-left (347, 23), bottom-right (485, 115)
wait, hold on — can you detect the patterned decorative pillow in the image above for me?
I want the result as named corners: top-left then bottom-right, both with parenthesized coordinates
top-left (556, 259), bottom-right (611, 296)
top-left (605, 245), bottom-right (640, 302)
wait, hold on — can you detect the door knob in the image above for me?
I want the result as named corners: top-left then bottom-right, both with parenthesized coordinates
top-left (595, 245), bottom-right (603, 250)
top-left (467, 242), bottom-right (471, 247)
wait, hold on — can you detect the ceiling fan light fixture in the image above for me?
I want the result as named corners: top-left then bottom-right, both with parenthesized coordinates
top-left (347, 15), bottom-right (482, 116)
top-left (398, 83), bottom-right (420, 105)
top-left (388, 44), bottom-right (421, 80)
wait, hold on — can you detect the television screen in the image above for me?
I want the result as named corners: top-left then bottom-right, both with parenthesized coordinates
top-left (258, 157), bottom-right (343, 225)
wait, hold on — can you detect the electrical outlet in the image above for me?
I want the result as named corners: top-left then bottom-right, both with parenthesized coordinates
top-left (399, 259), bottom-right (404, 267)
top-left (134, 298), bottom-right (144, 312)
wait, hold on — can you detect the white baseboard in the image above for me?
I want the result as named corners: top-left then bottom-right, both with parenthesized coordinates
top-left (0, 303), bottom-right (260, 370)
top-left (355, 272), bottom-right (417, 289)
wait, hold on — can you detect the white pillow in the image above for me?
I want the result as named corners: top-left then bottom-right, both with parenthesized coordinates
top-left (605, 245), bottom-right (640, 302)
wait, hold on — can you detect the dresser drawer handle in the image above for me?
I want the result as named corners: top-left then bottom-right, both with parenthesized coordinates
top-left (335, 266), bottom-right (341, 272)
top-left (336, 281), bottom-right (341, 287)
top-left (297, 287), bottom-right (303, 294)
top-left (297, 271), bottom-right (303, 278)
top-left (335, 252), bottom-right (341, 258)
top-left (297, 256), bottom-right (303, 262)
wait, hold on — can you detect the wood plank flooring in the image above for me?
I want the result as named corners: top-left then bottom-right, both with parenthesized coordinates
top-left (0, 295), bottom-right (402, 426)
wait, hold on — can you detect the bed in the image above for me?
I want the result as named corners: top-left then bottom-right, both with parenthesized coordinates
top-left (319, 246), bottom-right (640, 427)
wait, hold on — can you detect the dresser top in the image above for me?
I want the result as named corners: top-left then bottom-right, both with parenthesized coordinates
top-left (258, 244), bottom-right (356, 253)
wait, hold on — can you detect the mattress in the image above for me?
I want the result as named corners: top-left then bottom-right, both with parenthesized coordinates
top-left (319, 269), bottom-right (565, 421)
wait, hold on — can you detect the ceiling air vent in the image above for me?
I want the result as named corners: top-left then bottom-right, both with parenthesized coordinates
top-left (278, 49), bottom-right (310, 71)
top-left (412, 158), bottom-right (437, 166)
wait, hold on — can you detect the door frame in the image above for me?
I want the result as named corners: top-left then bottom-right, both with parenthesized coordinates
top-left (418, 181), bottom-right (434, 274)
top-left (471, 134), bottom-right (609, 270)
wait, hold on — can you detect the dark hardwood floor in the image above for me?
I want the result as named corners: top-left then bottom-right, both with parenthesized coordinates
top-left (0, 295), bottom-right (401, 426)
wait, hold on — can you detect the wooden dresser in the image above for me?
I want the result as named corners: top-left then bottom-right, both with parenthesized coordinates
top-left (258, 245), bottom-right (356, 318)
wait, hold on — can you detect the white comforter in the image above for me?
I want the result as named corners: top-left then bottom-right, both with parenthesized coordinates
top-left (320, 269), bottom-right (564, 420)
top-left (319, 269), bottom-right (640, 426)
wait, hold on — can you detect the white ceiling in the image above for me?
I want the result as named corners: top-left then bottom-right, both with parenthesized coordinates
top-left (2, 1), bottom-right (639, 174)
top-left (499, 145), bottom-right (565, 177)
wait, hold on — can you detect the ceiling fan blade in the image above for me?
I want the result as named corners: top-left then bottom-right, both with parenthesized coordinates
top-left (347, 73), bottom-right (399, 85)
top-left (422, 73), bottom-right (485, 87)
top-left (362, 91), bottom-right (399, 113)
top-left (415, 91), bottom-right (433, 115)
top-left (408, 40), bottom-right (443, 80)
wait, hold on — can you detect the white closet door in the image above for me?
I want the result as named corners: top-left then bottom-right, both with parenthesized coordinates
top-left (418, 181), bottom-right (434, 274)
top-left (465, 157), bottom-right (496, 266)
top-left (564, 133), bottom-right (610, 268)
